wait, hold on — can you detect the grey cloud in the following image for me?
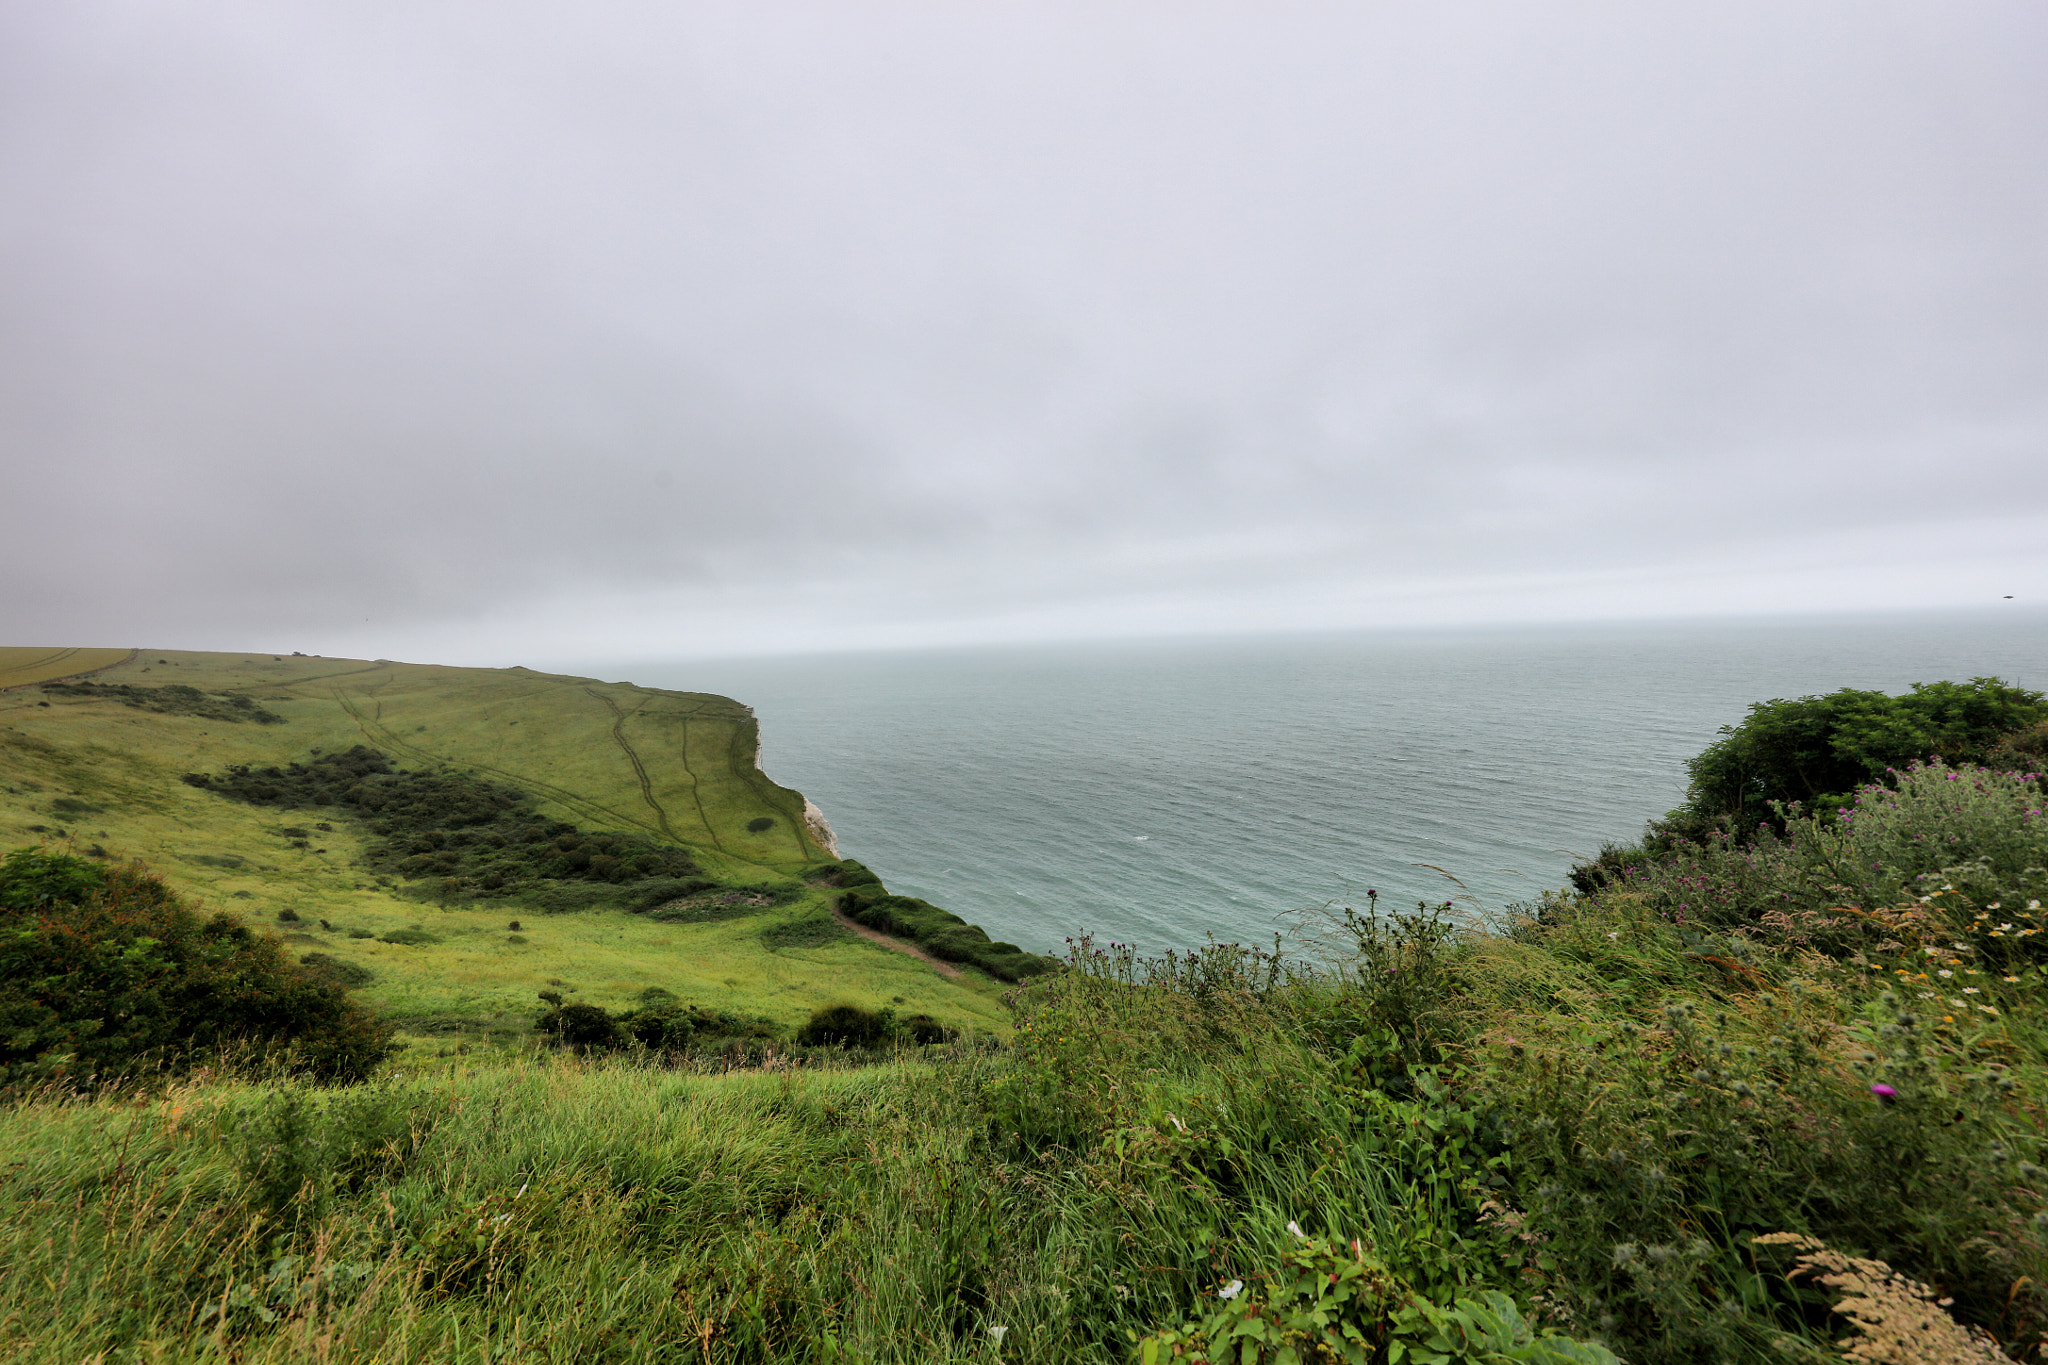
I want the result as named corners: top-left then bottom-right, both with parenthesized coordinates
top-left (2, 1), bottom-right (2043, 657)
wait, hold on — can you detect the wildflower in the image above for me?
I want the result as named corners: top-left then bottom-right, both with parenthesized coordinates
top-left (1217, 1280), bottom-right (1243, 1300)
top-left (1963, 987), bottom-right (1978, 994)
top-left (1287, 1221), bottom-right (1306, 1239)
top-left (988, 1326), bottom-right (1008, 1345)
top-left (1979, 1005), bottom-right (1999, 1015)
top-left (1938, 970), bottom-right (1953, 978)
top-left (1871, 1083), bottom-right (1898, 1104)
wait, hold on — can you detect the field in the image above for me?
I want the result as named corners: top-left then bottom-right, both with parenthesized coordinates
top-left (0, 646), bottom-right (135, 690)
top-left (0, 649), bottom-right (1013, 1044)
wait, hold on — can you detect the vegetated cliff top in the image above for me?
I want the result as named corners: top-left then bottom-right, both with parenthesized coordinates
top-left (0, 647), bottom-right (1018, 1035)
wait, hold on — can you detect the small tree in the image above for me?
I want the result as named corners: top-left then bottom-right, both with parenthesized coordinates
top-left (0, 849), bottom-right (395, 1090)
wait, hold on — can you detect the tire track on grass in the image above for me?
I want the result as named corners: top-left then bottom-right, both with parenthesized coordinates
top-left (585, 687), bottom-right (695, 846)
top-left (329, 684), bottom-right (665, 840)
top-left (0, 647), bottom-right (137, 693)
top-left (829, 905), bottom-right (963, 979)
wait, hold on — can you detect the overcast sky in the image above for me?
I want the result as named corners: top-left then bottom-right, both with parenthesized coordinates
top-left (4, 1), bottom-right (2044, 665)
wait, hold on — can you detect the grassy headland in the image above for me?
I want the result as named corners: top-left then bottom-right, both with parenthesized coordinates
top-left (0, 648), bottom-right (1033, 1045)
top-left (2, 670), bottom-right (2045, 1363)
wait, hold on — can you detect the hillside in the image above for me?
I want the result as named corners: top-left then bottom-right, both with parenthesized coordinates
top-left (0, 646), bottom-right (1019, 1044)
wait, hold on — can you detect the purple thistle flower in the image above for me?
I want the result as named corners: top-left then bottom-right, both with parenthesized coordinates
top-left (1871, 1083), bottom-right (1898, 1104)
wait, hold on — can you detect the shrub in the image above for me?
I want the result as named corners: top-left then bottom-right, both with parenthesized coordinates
top-left (0, 849), bottom-right (395, 1090)
top-left (182, 747), bottom-right (704, 902)
top-left (839, 886), bottom-right (1055, 982)
top-left (1675, 677), bottom-right (2047, 835)
top-left (901, 1014), bottom-right (953, 1046)
top-left (746, 816), bottom-right (774, 833)
top-left (536, 1001), bottom-right (620, 1051)
top-left (41, 679), bottom-right (284, 724)
top-left (795, 1003), bottom-right (891, 1049)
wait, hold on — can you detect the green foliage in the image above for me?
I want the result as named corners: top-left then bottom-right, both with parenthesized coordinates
top-left (0, 845), bottom-right (107, 909)
top-left (8, 677), bottom-right (2046, 1364)
top-left (535, 993), bottom-right (783, 1055)
top-left (746, 816), bottom-right (775, 833)
top-left (1137, 1234), bottom-right (1617, 1365)
top-left (182, 746), bottom-right (705, 902)
top-left (536, 1001), bottom-right (622, 1050)
top-left (841, 883), bottom-right (1056, 982)
top-left (0, 849), bottom-right (395, 1090)
top-left (1675, 677), bottom-right (2046, 834)
top-left (1560, 760), bottom-right (2048, 932)
top-left (41, 678), bottom-right (285, 724)
top-left (796, 1002), bottom-right (892, 1048)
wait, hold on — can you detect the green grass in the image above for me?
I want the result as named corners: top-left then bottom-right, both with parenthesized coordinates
top-left (0, 645), bottom-right (133, 690)
top-left (0, 649), bottom-right (1014, 1039)
top-left (7, 673), bottom-right (2045, 1363)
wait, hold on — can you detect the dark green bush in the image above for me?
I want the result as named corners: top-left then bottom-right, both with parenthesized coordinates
top-left (901, 1013), bottom-right (953, 1046)
top-left (42, 679), bottom-right (284, 724)
top-left (1674, 677), bottom-right (2047, 835)
top-left (839, 886), bottom-right (1055, 982)
top-left (615, 998), bottom-right (779, 1052)
top-left (795, 1003), bottom-right (890, 1048)
top-left (746, 816), bottom-right (774, 833)
top-left (182, 747), bottom-right (704, 903)
top-left (0, 849), bottom-right (395, 1090)
top-left (536, 1001), bottom-right (620, 1051)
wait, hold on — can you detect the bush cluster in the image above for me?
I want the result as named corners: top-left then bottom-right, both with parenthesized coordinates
top-left (0, 849), bottom-right (394, 1090)
top-left (534, 989), bottom-right (781, 1056)
top-left (531, 993), bottom-right (956, 1057)
top-left (183, 747), bottom-right (704, 904)
top-left (40, 679), bottom-right (285, 725)
top-left (1679, 676), bottom-right (2047, 832)
top-left (829, 860), bottom-right (1055, 982)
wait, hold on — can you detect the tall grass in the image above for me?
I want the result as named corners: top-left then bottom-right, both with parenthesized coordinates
top-left (5, 763), bottom-right (2046, 1362)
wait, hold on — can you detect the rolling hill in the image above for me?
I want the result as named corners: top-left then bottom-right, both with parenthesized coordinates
top-left (0, 646), bottom-right (1021, 1049)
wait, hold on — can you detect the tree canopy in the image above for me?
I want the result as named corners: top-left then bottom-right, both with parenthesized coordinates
top-left (1678, 676), bottom-right (2048, 832)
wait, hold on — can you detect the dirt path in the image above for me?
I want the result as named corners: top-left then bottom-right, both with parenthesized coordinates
top-left (830, 907), bottom-right (963, 979)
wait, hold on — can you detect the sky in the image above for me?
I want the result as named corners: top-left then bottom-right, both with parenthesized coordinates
top-left (4, 1), bottom-right (2045, 666)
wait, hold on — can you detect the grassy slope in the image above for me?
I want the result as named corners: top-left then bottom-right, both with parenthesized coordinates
top-left (0, 649), bottom-right (1010, 1042)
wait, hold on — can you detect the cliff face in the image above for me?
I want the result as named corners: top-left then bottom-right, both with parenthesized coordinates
top-left (803, 799), bottom-right (841, 859)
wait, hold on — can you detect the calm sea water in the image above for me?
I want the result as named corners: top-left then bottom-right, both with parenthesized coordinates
top-left (586, 610), bottom-right (2048, 956)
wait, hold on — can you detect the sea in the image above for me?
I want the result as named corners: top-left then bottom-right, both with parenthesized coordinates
top-left (584, 609), bottom-right (2048, 958)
